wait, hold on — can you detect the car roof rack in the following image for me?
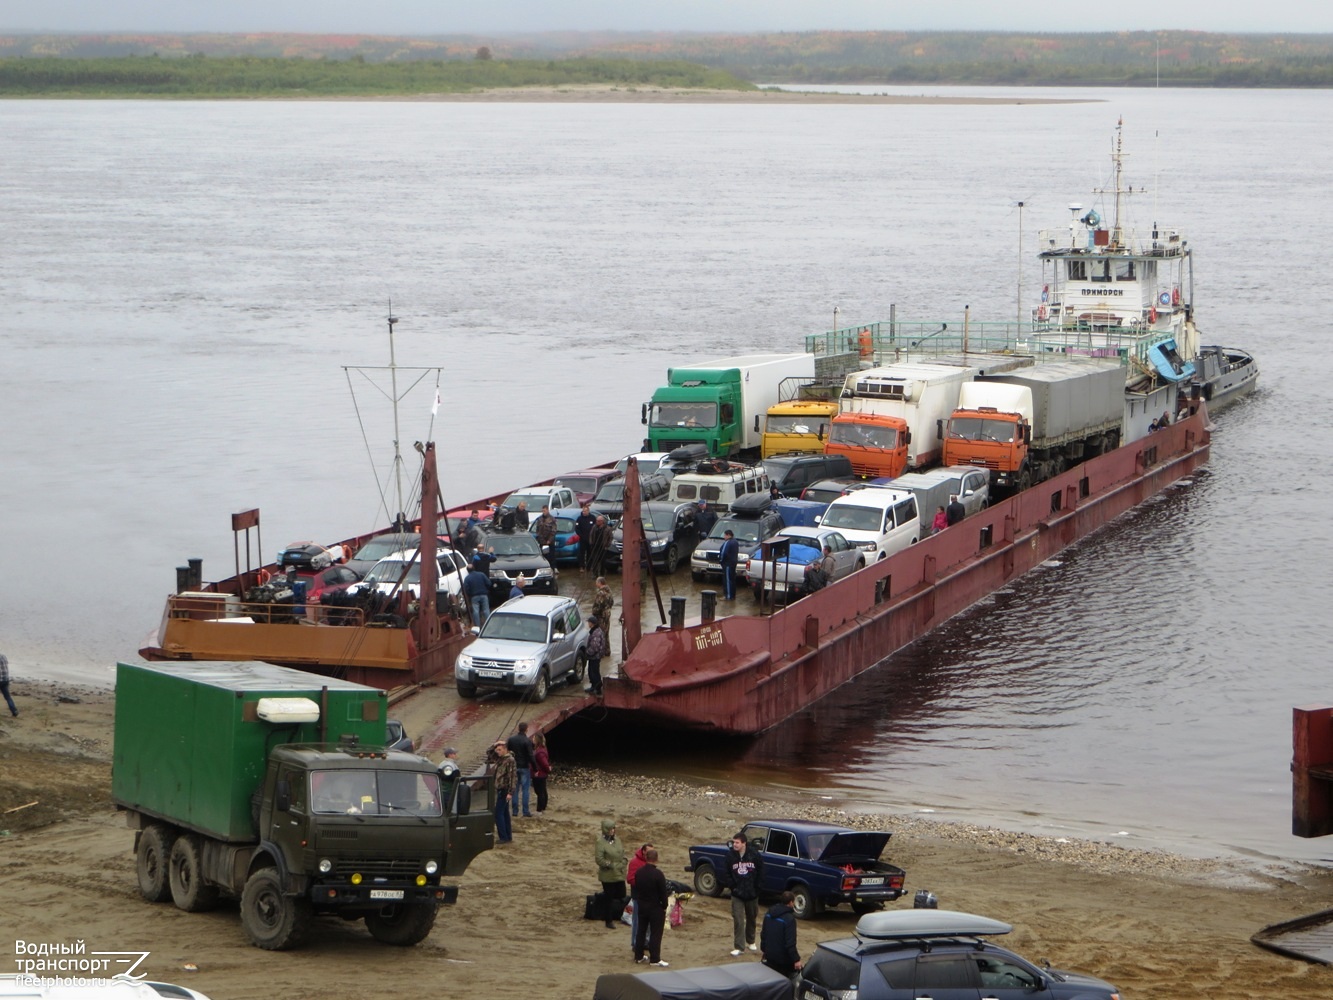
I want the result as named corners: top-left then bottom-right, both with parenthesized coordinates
top-left (854, 909), bottom-right (1012, 941)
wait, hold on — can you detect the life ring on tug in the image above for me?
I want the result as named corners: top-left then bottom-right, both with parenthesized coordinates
top-left (1147, 306), bottom-right (1158, 325)
top-left (257, 569), bottom-right (272, 586)
top-left (1036, 303), bottom-right (1049, 321)
top-left (1172, 286), bottom-right (1181, 306)
top-left (858, 327), bottom-right (873, 359)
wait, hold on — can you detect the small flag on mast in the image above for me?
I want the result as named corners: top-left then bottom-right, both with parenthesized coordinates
top-left (432, 389), bottom-right (440, 416)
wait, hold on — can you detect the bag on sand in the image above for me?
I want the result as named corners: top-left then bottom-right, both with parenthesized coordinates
top-left (669, 896), bottom-right (684, 928)
top-left (584, 894), bottom-right (599, 920)
top-left (621, 899), bottom-right (635, 926)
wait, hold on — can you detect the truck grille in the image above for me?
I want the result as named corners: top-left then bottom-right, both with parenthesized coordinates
top-left (333, 856), bottom-right (422, 879)
top-left (471, 658), bottom-right (517, 671)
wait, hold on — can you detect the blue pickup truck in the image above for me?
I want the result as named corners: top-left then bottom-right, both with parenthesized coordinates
top-left (686, 819), bottom-right (907, 920)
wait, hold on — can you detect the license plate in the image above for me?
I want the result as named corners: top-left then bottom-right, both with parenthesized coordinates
top-left (803, 991), bottom-right (819, 1000)
top-left (369, 889), bottom-right (404, 900)
top-left (477, 669), bottom-right (505, 679)
top-left (860, 877), bottom-right (884, 885)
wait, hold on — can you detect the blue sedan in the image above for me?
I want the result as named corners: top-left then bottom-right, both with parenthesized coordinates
top-left (531, 509), bottom-right (582, 566)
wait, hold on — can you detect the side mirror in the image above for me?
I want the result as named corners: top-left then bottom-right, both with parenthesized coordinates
top-left (936, 418), bottom-right (943, 440)
top-left (904, 429), bottom-right (912, 445)
top-left (817, 422), bottom-right (826, 441)
top-left (641, 403), bottom-right (648, 425)
top-left (275, 779), bottom-right (291, 813)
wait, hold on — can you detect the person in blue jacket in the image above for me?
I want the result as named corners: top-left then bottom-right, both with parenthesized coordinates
top-left (718, 529), bottom-right (740, 600)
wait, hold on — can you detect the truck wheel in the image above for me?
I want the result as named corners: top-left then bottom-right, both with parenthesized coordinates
top-left (365, 901), bottom-right (438, 946)
top-left (456, 680), bottom-right (477, 698)
top-left (168, 835), bottom-right (219, 913)
top-left (852, 901), bottom-right (885, 916)
top-left (693, 862), bottom-right (721, 897)
top-left (571, 650), bottom-right (588, 685)
top-left (663, 544), bottom-right (680, 574)
top-left (789, 884), bottom-right (819, 920)
top-left (241, 867), bottom-right (312, 950)
top-left (136, 823), bottom-right (176, 903)
top-left (530, 668), bottom-right (550, 703)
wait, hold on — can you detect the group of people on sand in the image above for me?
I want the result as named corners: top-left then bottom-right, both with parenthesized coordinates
top-left (592, 822), bottom-right (803, 982)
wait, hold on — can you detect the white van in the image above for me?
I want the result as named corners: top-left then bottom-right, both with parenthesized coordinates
top-left (667, 461), bottom-right (769, 512)
top-left (818, 487), bottom-right (920, 560)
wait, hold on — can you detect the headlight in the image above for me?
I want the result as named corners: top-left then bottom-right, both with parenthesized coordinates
top-left (649, 539), bottom-right (668, 550)
top-left (457, 653), bottom-right (473, 669)
top-left (489, 569), bottom-right (506, 579)
top-left (533, 567), bottom-right (553, 578)
top-left (514, 658), bottom-right (536, 671)
top-left (425, 859), bottom-right (439, 875)
top-left (859, 541), bottom-right (878, 551)
top-left (318, 858), bottom-right (333, 874)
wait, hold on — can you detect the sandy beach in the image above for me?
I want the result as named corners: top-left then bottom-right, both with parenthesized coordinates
top-left (2, 680), bottom-right (1330, 999)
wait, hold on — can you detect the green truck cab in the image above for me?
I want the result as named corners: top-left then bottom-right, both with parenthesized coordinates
top-left (112, 661), bottom-right (492, 950)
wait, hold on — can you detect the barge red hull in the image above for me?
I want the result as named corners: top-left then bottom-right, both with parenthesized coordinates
top-left (602, 410), bottom-right (1210, 735)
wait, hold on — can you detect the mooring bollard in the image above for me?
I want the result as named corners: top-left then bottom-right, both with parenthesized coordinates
top-left (700, 590), bottom-right (717, 623)
top-left (669, 596), bottom-right (686, 630)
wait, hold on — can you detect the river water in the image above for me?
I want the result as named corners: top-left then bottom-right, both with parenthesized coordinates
top-left (1, 87), bottom-right (1327, 864)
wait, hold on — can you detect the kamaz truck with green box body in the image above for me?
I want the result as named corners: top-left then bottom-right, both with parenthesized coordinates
top-left (112, 660), bottom-right (492, 950)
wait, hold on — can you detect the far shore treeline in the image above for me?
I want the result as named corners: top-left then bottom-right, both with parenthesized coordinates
top-left (1, 29), bottom-right (1331, 94)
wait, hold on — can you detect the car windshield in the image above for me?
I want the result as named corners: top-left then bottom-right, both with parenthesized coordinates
top-left (503, 492), bottom-right (553, 510)
top-left (822, 504), bottom-right (883, 532)
top-left (803, 486), bottom-right (847, 504)
top-left (353, 535), bottom-right (419, 562)
top-left (559, 476), bottom-right (601, 495)
top-left (595, 482), bottom-right (626, 502)
top-left (803, 950), bottom-right (861, 992)
top-left (650, 402), bottom-right (717, 428)
top-left (831, 422), bottom-right (899, 449)
top-left (948, 416), bottom-right (1017, 443)
top-left (486, 534), bottom-right (543, 556)
top-left (479, 613), bottom-right (549, 643)
top-left (642, 508), bottom-right (679, 531)
top-left (310, 768), bottom-right (443, 817)
top-left (365, 558), bottom-right (422, 585)
top-left (713, 518), bottom-right (762, 542)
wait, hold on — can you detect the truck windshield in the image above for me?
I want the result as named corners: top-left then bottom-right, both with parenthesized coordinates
top-left (311, 769), bottom-right (443, 817)
top-left (651, 402), bottom-right (717, 428)
top-left (765, 415), bottom-right (818, 435)
top-left (822, 505), bottom-right (883, 532)
top-left (948, 417), bottom-right (1016, 443)
top-left (830, 422), bottom-right (898, 449)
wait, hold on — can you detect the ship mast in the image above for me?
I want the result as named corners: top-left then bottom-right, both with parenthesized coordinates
top-left (1098, 117), bottom-right (1129, 249)
top-left (387, 308), bottom-right (406, 525)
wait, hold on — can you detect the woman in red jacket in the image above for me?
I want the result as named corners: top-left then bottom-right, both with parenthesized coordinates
top-left (531, 731), bottom-right (552, 814)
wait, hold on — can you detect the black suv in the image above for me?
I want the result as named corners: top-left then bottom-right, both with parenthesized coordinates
top-left (589, 473), bottom-right (672, 524)
top-left (607, 500), bottom-right (702, 574)
top-left (689, 497), bottom-right (784, 583)
top-left (763, 453), bottom-right (854, 497)
top-left (799, 910), bottom-right (1120, 1000)
top-left (475, 528), bottom-right (558, 602)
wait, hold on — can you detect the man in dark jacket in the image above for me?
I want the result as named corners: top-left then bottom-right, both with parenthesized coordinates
top-left (946, 494), bottom-right (965, 526)
top-left (574, 504), bottom-right (596, 570)
top-left (505, 721), bottom-right (535, 818)
top-left (631, 847), bottom-right (670, 967)
top-left (722, 832), bottom-right (764, 955)
top-left (718, 529), bottom-right (740, 600)
top-left (760, 890), bottom-right (802, 979)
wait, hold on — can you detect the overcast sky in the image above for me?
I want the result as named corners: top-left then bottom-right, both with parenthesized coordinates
top-left (6, 1), bottom-right (1331, 35)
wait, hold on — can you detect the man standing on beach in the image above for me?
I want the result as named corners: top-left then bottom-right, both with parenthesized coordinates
top-left (0, 653), bottom-right (16, 717)
top-left (491, 741), bottom-right (516, 843)
top-left (723, 832), bottom-right (763, 956)
top-left (594, 818), bottom-right (627, 930)
top-left (760, 890), bottom-right (802, 979)
top-left (506, 721), bottom-right (535, 818)
top-left (632, 847), bottom-right (670, 967)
